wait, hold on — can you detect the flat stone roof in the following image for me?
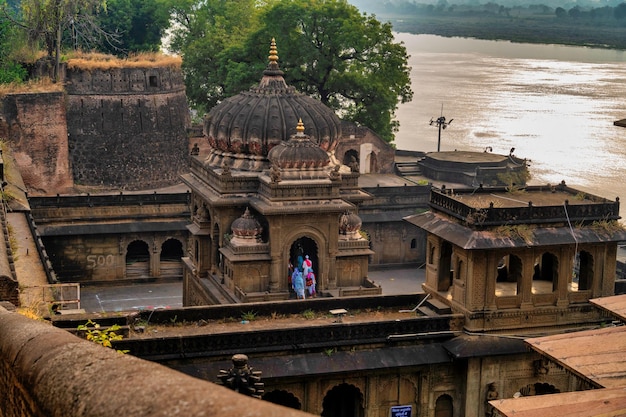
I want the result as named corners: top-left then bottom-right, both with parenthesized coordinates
top-left (454, 188), bottom-right (599, 209)
top-left (426, 150), bottom-right (510, 164)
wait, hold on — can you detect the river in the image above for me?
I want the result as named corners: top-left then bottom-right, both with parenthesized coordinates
top-left (393, 33), bottom-right (626, 219)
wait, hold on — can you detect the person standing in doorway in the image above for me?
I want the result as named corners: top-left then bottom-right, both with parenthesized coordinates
top-left (306, 270), bottom-right (316, 298)
top-left (302, 255), bottom-right (312, 277)
top-left (292, 268), bottom-right (305, 299)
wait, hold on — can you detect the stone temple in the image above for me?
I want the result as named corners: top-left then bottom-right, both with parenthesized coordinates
top-left (182, 40), bottom-right (376, 304)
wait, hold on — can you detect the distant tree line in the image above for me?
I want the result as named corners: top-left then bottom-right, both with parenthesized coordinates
top-left (351, 0), bottom-right (626, 49)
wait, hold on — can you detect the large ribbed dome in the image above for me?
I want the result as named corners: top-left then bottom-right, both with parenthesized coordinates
top-left (204, 39), bottom-right (341, 161)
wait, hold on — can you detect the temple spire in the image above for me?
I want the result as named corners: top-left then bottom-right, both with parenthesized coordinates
top-left (263, 38), bottom-right (284, 76)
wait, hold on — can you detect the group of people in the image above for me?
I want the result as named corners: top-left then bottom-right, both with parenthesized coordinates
top-left (289, 254), bottom-right (316, 299)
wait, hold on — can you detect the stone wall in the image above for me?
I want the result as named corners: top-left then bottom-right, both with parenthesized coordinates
top-left (65, 66), bottom-right (191, 190)
top-left (0, 92), bottom-right (73, 195)
top-left (336, 122), bottom-right (395, 174)
top-left (30, 193), bottom-right (190, 283)
top-left (0, 305), bottom-right (313, 417)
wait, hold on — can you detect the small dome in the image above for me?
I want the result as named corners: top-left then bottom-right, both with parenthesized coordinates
top-left (267, 120), bottom-right (330, 169)
top-left (339, 211), bottom-right (363, 240)
top-left (231, 208), bottom-right (263, 240)
top-left (204, 39), bottom-right (341, 165)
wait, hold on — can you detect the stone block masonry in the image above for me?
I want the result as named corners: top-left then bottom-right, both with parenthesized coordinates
top-left (0, 305), bottom-right (314, 417)
top-left (0, 92), bottom-right (73, 195)
top-left (65, 66), bottom-right (191, 190)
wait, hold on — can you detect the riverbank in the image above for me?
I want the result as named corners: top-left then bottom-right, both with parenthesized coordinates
top-left (389, 15), bottom-right (626, 50)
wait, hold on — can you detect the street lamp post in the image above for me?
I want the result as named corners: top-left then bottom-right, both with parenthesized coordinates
top-left (429, 110), bottom-right (453, 152)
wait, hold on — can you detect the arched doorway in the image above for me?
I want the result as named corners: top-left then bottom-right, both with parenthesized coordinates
top-left (434, 394), bottom-right (453, 417)
top-left (290, 237), bottom-right (319, 295)
top-left (367, 151), bottom-right (378, 173)
top-left (533, 252), bottom-right (558, 294)
top-left (263, 390), bottom-right (301, 410)
top-left (290, 237), bottom-right (318, 274)
top-left (321, 383), bottom-right (364, 417)
top-left (126, 240), bottom-right (150, 278)
top-left (160, 239), bottom-right (184, 278)
top-left (343, 149), bottom-right (359, 173)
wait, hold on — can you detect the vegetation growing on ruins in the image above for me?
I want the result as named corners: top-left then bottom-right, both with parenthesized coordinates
top-left (65, 51), bottom-right (181, 70)
top-left (77, 319), bottom-right (129, 353)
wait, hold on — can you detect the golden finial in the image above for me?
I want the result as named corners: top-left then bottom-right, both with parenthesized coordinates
top-left (296, 119), bottom-right (305, 134)
top-left (269, 38), bottom-right (279, 65)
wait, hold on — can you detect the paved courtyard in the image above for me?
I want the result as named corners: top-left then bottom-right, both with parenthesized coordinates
top-left (78, 267), bottom-right (426, 313)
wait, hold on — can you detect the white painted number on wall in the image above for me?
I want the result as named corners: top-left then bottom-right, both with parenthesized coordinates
top-left (87, 255), bottom-right (115, 269)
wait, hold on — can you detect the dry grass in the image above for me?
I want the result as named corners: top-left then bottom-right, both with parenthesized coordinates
top-left (0, 77), bottom-right (63, 97)
top-left (66, 51), bottom-right (181, 71)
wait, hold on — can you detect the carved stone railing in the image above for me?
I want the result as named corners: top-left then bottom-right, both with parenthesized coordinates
top-left (430, 184), bottom-right (620, 226)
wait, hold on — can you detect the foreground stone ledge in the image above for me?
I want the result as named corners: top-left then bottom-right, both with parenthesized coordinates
top-left (0, 306), bottom-right (312, 417)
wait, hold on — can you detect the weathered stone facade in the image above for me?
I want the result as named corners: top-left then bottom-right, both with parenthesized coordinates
top-left (406, 183), bottom-right (626, 333)
top-left (336, 121), bottom-right (396, 174)
top-left (30, 193), bottom-right (189, 283)
top-left (65, 66), bottom-right (190, 190)
top-left (0, 92), bottom-right (73, 194)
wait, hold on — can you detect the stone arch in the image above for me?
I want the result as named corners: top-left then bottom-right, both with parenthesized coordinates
top-left (572, 250), bottom-right (593, 291)
top-left (434, 394), bottom-right (453, 417)
top-left (366, 150), bottom-right (378, 173)
top-left (126, 240), bottom-right (150, 279)
top-left (160, 238), bottom-right (184, 278)
top-left (284, 227), bottom-right (326, 290)
top-left (496, 253), bottom-right (522, 297)
top-left (263, 389), bottom-right (301, 410)
top-left (533, 252), bottom-right (558, 294)
top-left (343, 149), bottom-right (360, 173)
top-left (321, 383), bottom-right (364, 417)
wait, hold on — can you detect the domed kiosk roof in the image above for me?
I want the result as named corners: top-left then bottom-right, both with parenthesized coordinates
top-left (268, 120), bottom-right (330, 170)
top-left (204, 39), bottom-right (341, 169)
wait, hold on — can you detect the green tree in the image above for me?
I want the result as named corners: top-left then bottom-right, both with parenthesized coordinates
top-left (0, 0), bottom-right (27, 83)
top-left (2, 0), bottom-right (108, 81)
top-left (175, 0), bottom-right (413, 144)
top-left (97, 0), bottom-right (171, 55)
top-left (169, 0), bottom-right (263, 111)
top-left (253, 0), bottom-right (413, 143)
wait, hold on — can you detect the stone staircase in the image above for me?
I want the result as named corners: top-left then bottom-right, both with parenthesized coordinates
top-left (418, 297), bottom-right (453, 316)
top-left (395, 160), bottom-right (422, 176)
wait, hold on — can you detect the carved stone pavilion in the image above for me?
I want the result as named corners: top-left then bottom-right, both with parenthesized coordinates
top-left (181, 40), bottom-right (375, 304)
top-left (405, 180), bottom-right (626, 333)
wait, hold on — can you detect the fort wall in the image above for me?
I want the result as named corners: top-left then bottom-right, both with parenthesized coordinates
top-left (0, 305), bottom-right (312, 417)
top-left (0, 92), bottom-right (73, 195)
top-left (65, 66), bottom-right (191, 190)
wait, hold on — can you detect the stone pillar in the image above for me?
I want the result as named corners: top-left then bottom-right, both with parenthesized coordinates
top-left (210, 234), bottom-right (218, 274)
top-left (520, 251), bottom-right (534, 309)
top-left (269, 256), bottom-right (281, 292)
top-left (151, 237), bottom-right (161, 278)
top-left (556, 246), bottom-right (570, 308)
top-left (484, 253), bottom-right (498, 311)
top-left (327, 251), bottom-right (337, 289)
top-left (464, 357), bottom-right (482, 417)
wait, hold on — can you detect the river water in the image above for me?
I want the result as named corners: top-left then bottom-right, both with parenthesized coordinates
top-left (393, 33), bottom-right (626, 219)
